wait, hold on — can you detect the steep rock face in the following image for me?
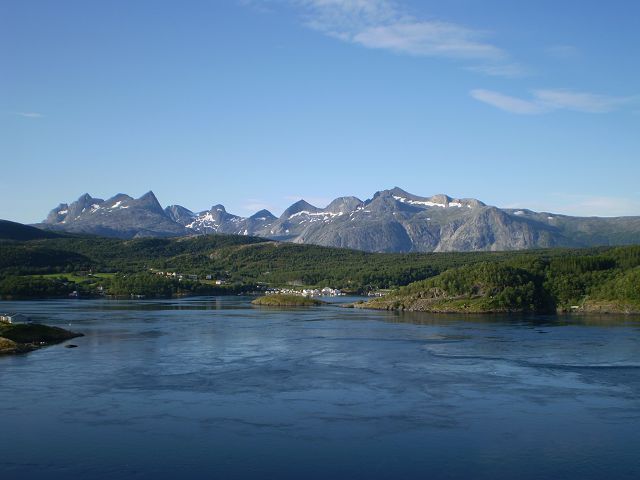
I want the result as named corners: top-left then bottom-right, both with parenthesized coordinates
top-left (165, 205), bottom-right (196, 225)
top-left (297, 219), bottom-right (414, 252)
top-left (135, 191), bottom-right (165, 214)
top-left (37, 187), bottom-right (640, 251)
top-left (324, 196), bottom-right (364, 214)
top-left (433, 207), bottom-right (563, 252)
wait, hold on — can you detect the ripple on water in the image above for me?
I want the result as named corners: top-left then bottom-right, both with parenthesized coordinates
top-left (1, 297), bottom-right (640, 480)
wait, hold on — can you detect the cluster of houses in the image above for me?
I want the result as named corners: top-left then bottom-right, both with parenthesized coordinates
top-left (152, 270), bottom-right (226, 285)
top-left (0, 313), bottom-right (31, 324)
top-left (266, 287), bottom-right (345, 297)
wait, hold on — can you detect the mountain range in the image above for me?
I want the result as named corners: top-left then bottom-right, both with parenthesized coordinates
top-left (35, 188), bottom-right (640, 252)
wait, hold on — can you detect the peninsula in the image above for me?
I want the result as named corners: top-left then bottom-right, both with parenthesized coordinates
top-left (0, 323), bottom-right (83, 355)
top-left (252, 294), bottom-right (324, 307)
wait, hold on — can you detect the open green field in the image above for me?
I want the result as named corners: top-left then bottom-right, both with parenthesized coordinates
top-left (24, 272), bottom-right (115, 282)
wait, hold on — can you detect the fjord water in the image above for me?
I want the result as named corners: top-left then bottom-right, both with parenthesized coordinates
top-left (1, 298), bottom-right (639, 479)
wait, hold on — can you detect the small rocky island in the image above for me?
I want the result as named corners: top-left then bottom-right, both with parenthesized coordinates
top-left (252, 294), bottom-right (324, 307)
top-left (0, 323), bottom-right (83, 355)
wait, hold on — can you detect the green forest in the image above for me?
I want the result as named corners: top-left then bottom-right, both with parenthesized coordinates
top-left (1, 233), bottom-right (639, 313)
top-left (361, 246), bottom-right (640, 314)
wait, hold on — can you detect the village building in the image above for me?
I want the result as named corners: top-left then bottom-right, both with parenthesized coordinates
top-left (0, 313), bottom-right (32, 324)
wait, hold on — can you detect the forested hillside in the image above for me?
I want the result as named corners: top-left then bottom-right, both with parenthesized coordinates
top-left (1, 233), bottom-right (639, 311)
top-left (360, 246), bottom-right (640, 314)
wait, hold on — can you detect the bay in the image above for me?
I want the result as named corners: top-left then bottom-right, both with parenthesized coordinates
top-left (1, 297), bottom-right (639, 479)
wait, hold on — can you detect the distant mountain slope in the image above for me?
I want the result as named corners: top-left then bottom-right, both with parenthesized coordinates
top-left (39, 191), bottom-right (187, 239)
top-left (34, 187), bottom-right (640, 252)
top-left (0, 219), bottom-right (61, 241)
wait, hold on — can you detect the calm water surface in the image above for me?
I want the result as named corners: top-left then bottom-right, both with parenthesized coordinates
top-left (1, 296), bottom-right (639, 479)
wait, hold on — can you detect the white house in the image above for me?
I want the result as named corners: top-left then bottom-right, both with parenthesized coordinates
top-left (0, 313), bottom-right (31, 324)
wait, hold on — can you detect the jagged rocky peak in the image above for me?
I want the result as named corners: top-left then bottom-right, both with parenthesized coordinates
top-left (210, 204), bottom-right (227, 213)
top-left (282, 200), bottom-right (321, 218)
top-left (165, 205), bottom-right (196, 223)
top-left (202, 204), bottom-right (241, 222)
top-left (135, 190), bottom-right (164, 213)
top-left (74, 193), bottom-right (103, 207)
top-left (178, 203), bottom-right (244, 235)
top-left (387, 187), bottom-right (414, 198)
top-left (325, 196), bottom-right (363, 214)
top-left (429, 194), bottom-right (453, 205)
top-left (66, 193), bottom-right (105, 222)
top-left (386, 187), bottom-right (484, 209)
top-left (98, 193), bottom-right (134, 211)
top-left (367, 190), bottom-right (423, 214)
top-left (105, 193), bottom-right (133, 204)
top-left (250, 209), bottom-right (276, 221)
top-left (44, 193), bottom-right (106, 224)
top-left (46, 203), bottom-right (70, 224)
top-left (462, 198), bottom-right (486, 209)
top-left (36, 187), bottom-right (640, 252)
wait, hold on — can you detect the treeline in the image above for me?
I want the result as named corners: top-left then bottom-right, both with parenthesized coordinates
top-left (106, 273), bottom-right (246, 297)
top-left (1, 234), bottom-right (640, 306)
top-left (0, 276), bottom-right (77, 298)
top-left (0, 234), bottom-right (507, 289)
top-left (0, 273), bottom-right (248, 299)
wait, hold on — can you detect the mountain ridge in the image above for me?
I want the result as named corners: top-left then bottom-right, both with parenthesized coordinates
top-left (35, 188), bottom-right (640, 252)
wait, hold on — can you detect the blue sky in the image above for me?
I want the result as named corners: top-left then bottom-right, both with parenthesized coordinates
top-left (2, 0), bottom-right (639, 223)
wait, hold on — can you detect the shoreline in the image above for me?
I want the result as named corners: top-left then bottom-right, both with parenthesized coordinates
top-left (351, 300), bottom-right (640, 316)
top-left (0, 323), bottom-right (84, 355)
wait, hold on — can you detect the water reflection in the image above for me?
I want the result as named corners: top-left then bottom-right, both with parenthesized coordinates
top-left (388, 309), bottom-right (640, 327)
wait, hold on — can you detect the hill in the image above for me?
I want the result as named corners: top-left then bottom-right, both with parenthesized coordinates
top-left (358, 246), bottom-right (640, 314)
top-left (0, 219), bottom-right (61, 241)
top-left (1, 232), bottom-right (640, 309)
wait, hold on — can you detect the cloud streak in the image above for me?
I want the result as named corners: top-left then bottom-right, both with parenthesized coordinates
top-left (533, 89), bottom-right (633, 113)
top-left (471, 88), bottom-right (637, 114)
top-left (291, 0), bottom-right (516, 75)
top-left (15, 112), bottom-right (44, 118)
top-left (351, 21), bottom-right (504, 60)
top-left (470, 89), bottom-right (546, 114)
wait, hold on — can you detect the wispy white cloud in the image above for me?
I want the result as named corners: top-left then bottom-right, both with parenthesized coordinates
top-left (287, 0), bottom-right (517, 75)
top-left (351, 21), bottom-right (505, 60)
top-left (470, 89), bottom-right (547, 114)
top-left (15, 112), bottom-right (44, 118)
top-left (533, 89), bottom-right (632, 113)
top-left (297, 0), bottom-right (399, 37)
top-left (471, 88), bottom-right (637, 114)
